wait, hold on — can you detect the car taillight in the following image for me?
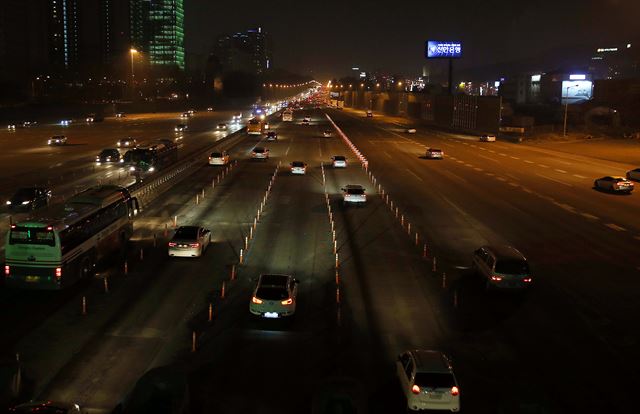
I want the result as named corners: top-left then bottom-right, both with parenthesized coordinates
top-left (252, 296), bottom-right (263, 304)
top-left (490, 275), bottom-right (502, 281)
top-left (4, 265), bottom-right (9, 276)
top-left (411, 385), bottom-right (420, 394)
top-left (451, 386), bottom-right (459, 396)
top-left (190, 243), bottom-right (200, 248)
top-left (523, 277), bottom-right (532, 283)
top-left (281, 298), bottom-right (293, 305)
top-left (55, 267), bottom-right (62, 279)
top-left (168, 242), bottom-right (176, 247)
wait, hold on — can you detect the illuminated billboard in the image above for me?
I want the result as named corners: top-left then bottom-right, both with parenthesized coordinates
top-left (426, 41), bottom-right (462, 59)
top-left (561, 81), bottom-right (593, 104)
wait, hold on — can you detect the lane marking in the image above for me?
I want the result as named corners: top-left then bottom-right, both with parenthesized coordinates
top-left (538, 164), bottom-right (549, 168)
top-left (488, 150), bottom-right (496, 153)
top-left (605, 223), bottom-right (626, 232)
top-left (510, 156), bottom-right (520, 160)
top-left (464, 163), bottom-right (473, 167)
top-left (581, 213), bottom-right (599, 220)
top-left (485, 172), bottom-right (495, 176)
top-left (496, 177), bottom-right (507, 182)
top-left (535, 173), bottom-right (573, 187)
top-left (499, 153), bottom-right (507, 156)
top-left (383, 151), bottom-right (393, 159)
top-left (473, 167), bottom-right (483, 172)
top-left (405, 168), bottom-right (424, 182)
top-left (508, 182), bottom-right (519, 187)
top-left (524, 160), bottom-right (535, 164)
top-left (553, 202), bottom-right (577, 213)
top-left (555, 169), bottom-right (567, 174)
top-left (573, 174), bottom-right (587, 179)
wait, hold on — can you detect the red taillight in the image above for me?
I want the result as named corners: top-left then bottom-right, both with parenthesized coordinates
top-left (168, 242), bottom-right (176, 247)
top-left (189, 243), bottom-right (200, 248)
top-left (55, 267), bottom-right (62, 279)
top-left (523, 277), bottom-right (532, 283)
top-left (411, 385), bottom-right (420, 394)
top-left (281, 298), bottom-right (293, 305)
top-left (47, 226), bottom-right (53, 231)
top-left (490, 275), bottom-right (502, 281)
top-left (252, 296), bottom-right (263, 304)
top-left (4, 265), bottom-right (9, 276)
top-left (451, 386), bottom-right (460, 396)
top-left (10, 224), bottom-right (15, 229)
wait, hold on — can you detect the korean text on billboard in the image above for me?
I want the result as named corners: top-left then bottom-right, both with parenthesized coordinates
top-left (426, 41), bottom-right (462, 59)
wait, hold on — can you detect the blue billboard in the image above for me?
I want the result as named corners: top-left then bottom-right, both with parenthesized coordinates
top-left (426, 41), bottom-right (462, 59)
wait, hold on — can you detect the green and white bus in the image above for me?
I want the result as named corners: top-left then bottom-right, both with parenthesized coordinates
top-left (4, 185), bottom-right (139, 289)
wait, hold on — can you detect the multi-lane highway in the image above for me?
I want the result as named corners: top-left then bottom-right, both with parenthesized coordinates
top-left (2, 103), bottom-right (639, 413)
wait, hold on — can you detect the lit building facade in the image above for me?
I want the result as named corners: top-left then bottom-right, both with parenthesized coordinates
top-left (213, 27), bottom-right (273, 74)
top-left (148, 0), bottom-right (184, 70)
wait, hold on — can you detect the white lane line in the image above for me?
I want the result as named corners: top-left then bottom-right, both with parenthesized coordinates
top-left (536, 173), bottom-right (573, 187)
top-left (449, 156), bottom-right (457, 160)
top-left (485, 172), bottom-right (495, 176)
top-left (581, 213), bottom-right (599, 220)
top-left (318, 144), bottom-right (323, 157)
top-left (573, 174), bottom-right (587, 179)
top-left (405, 168), bottom-right (424, 182)
top-left (553, 202), bottom-right (577, 213)
top-left (538, 164), bottom-right (549, 168)
top-left (521, 187), bottom-right (533, 193)
top-left (488, 150), bottom-right (496, 153)
top-left (510, 156), bottom-right (520, 160)
top-left (555, 169), bottom-right (568, 174)
top-left (524, 160), bottom-right (535, 164)
top-left (499, 153), bottom-right (507, 156)
top-left (383, 151), bottom-right (393, 158)
top-left (456, 160), bottom-right (464, 164)
top-left (464, 163), bottom-right (473, 167)
top-left (508, 182), bottom-right (519, 187)
top-left (605, 223), bottom-right (626, 232)
top-left (473, 167), bottom-right (483, 172)
top-left (478, 147), bottom-right (487, 151)
top-left (496, 177), bottom-right (507, 182)
top-left (442, 142), bottom-right (454, 147)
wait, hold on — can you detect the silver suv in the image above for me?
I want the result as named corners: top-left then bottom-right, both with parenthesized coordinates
top-left (472, 245), bottom-right (532, 290)
top-left (396, 350), bottom-right (460, 412)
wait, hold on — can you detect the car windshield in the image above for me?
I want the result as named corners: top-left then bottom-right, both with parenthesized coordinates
top-left (256, 287), bottom-right (289, 300)
top-left (414, 372), bottom-right (456, 389)
top-left (495, 260), bottom-right (529, 275)
top-left (174, 227), bottom-right (199, 240)
top-left (13, 188), bottom-right (36, 199)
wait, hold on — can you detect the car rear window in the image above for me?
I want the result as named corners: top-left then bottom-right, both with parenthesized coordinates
top-left (254, 148), bottom-right (264, 152)
top-left (414, 372), bottom-right (456, 389)
top-left (334, 156), bottom-right (345, 161)
top-left (174, 227), bottom-right (198, 239)
top-left (210, 152), bottom-right (222, 157)
top-left (347, 188), bottom-right (365, 195)
top-left (292, 162), bottom-right (304, 167)
top-left (256, 287), bottom-right (289, 300)
top-left (495, 260), bottom-right (529, 275)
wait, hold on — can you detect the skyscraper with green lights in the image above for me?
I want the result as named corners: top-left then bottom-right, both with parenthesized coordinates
top-left (148, 0), bottom-right (184, 71)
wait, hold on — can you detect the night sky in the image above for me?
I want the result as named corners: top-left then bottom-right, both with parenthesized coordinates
top-left (185, 0), bottom-right (640, 80)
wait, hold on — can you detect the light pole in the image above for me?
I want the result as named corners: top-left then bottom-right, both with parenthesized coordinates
top-left (563, 83), bottom-right (578, 136)
top-left (130, 48), bottom-right (138, 100)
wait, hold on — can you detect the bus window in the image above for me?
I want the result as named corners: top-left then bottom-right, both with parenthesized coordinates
top-left (9, 227), bottom-right (55, 246)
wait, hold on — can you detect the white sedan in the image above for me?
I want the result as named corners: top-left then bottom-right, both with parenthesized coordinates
top-left (250, 274), bottom-right (299, 318)
top-left (425, 148), bottom-right (444, 159)
top-left (626, 168), bottom-right (640, 181)
top-left (480, 134), bottom-right (496, 142)
top-left (594, 176), bottom-right (634, 193)
top-left (290, 161), bottom-right (307, 175)
top-left (331, 155), bottom-right (347, 168)
top-left (168, 226), bottom-right (212, 258)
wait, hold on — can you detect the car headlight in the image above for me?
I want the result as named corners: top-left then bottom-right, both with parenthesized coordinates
top-left (129, 166), bottom-right (135, 171)
top-left (22, 200), bottom-right (30, 205)
top-left (47, 140), bottom-right (52, 144)
top-left (6, 201), bottom-right (11, 205)
top-left (120, 159), bottom-right (124, 163)
top-left (148, 167), bottom-right (155, 172)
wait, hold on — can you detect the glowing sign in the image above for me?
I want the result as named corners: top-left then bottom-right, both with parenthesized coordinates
top-left (562, 81), bottom-right (593, 103)
top-left (531, 74), bottom-right (541, 82)
top-left (426, 41), bottom-right (462, 59)
top-left (569, 74), bottom-right (586, 80)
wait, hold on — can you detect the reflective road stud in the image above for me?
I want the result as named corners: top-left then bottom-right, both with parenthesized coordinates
top-left (81, 296), bottom-right (87, 315)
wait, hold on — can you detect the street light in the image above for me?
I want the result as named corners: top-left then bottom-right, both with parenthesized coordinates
top-left (130, 48), bottom-right (138, 100)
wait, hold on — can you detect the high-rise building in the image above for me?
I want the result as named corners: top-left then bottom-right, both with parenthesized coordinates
top-left (48, 0), bottom-right (80, 70)
top-left (148, 0), bottom-right (184, 70)
top-left (213, 27), bottom-right (273, 75)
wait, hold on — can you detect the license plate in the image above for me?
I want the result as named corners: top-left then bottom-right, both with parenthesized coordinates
top-left (25, 276), bottom-right (40, 283)
top-left (429, 393), bottom-right (443, 400)
top-left (264, 312), bottom-right (279, 318)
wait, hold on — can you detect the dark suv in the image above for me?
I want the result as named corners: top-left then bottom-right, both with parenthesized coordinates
top-left (6, 187), bottom-right (51, 212)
